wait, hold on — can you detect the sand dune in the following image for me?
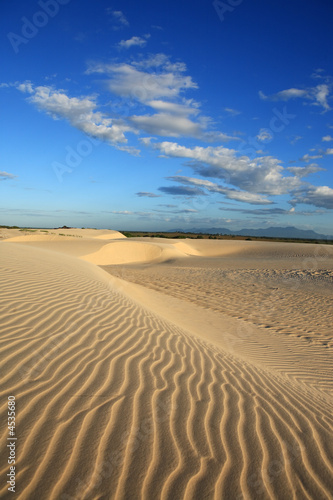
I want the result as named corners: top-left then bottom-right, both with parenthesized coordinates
top-left (3, 228), bottom-right (125, 241)
top-left (81, 240), bottom-right (164, 265)
top-left (0, 231), bottom-right (332, 499)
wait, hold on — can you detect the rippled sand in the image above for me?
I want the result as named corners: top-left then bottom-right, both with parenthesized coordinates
top-left (0, 228), bottom-right (332, 499)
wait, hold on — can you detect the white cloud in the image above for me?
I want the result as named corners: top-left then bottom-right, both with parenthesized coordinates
top-left (224, 107), bottom-right (241, 116)
top-left (86, 57), bottom-right (236, 141)
top-left (116, 145), bottom-right (141, 155)
top-left (322, 135), bottom-right (333, 142)
top-left (152, 207), bottom-right (198, 214)
top-left (86, 61), bottom-right (198, 102)
top-left (131, 54), bottom-right (188, 73)
top-left (159, 185), bottom-right (206, 196)
top-left (256, 128), bottom-right (273, 143)
top-left (151, 141), bottom-right (302, 196)
top-left (290, 135), bottom-right (302, 145)
top-left (313, 84), bottom-right (330, 111)
top-left (130, 113), bottom-right (203, 138)
top-left (300, 149), bottom-right (333, 162)
top-left (110, 210), bottom-right (135, 215)
top-left (259, 83), bottom-right (331, 111)
top-left (16, 81), bottom-right (34, 93)
top-left (118, 35), bottom-right (150, 49)
top-left (139, 137), bottom-right (154, 146)
top-left (292, 185), bottom-right (333, 209)
top-left (259, 88), bottom-right (307, 101)
top-left (86, 55), bottom-right (242, 142)
top-left (17, 83), bottom-right (133, 146)
top-left (165, 176), bottom-right (271, 205)
top-left (136, 191), bottom-right (160, 197)
top-left (300, 153), bottom-right (324, 162)
top-left (287, 165), bottom-right (325, 177)
top-left (219, 205), bottom-right (326, 217)
top-left (107, 9), bottom-right (129, 28)
top-left (130, 112), bottom-right (235, 141)
top-left (148, 99), bottom-right (200, 116)
top-left (0, 171), bottom-right (17, 181)
top-left (132, 53), bottom-right (170, 69)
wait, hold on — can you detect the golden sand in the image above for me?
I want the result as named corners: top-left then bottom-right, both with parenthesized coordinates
top-left (0, 228), bottom-right (332, 499)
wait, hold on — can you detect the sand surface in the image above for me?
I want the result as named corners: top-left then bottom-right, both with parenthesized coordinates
top-left (0, 228), bottom-right (332, 499)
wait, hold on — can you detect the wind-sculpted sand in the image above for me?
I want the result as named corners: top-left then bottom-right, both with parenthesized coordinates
top-left (0, 229), bottom-right (332, 499)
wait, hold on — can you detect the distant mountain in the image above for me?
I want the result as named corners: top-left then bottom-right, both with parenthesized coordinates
top-left (169, 226), bottom-right (332, 240)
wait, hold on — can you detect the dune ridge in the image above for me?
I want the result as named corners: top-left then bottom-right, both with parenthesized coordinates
top-left (0, 235), bottom-right (332, 499)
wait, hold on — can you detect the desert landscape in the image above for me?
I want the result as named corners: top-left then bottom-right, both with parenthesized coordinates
top-left (0, 227), bottom-right (332, 499)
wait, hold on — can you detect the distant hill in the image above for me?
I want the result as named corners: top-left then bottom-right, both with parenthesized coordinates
top-left (169, 226), bottom-right (332, 240)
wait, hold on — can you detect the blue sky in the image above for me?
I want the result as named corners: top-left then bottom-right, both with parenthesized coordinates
top-left (1, 0), bottom-right (333, 234)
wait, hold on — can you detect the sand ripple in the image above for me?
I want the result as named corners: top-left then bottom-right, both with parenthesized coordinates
top-left (0, 242), bottom-right (332, 499)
